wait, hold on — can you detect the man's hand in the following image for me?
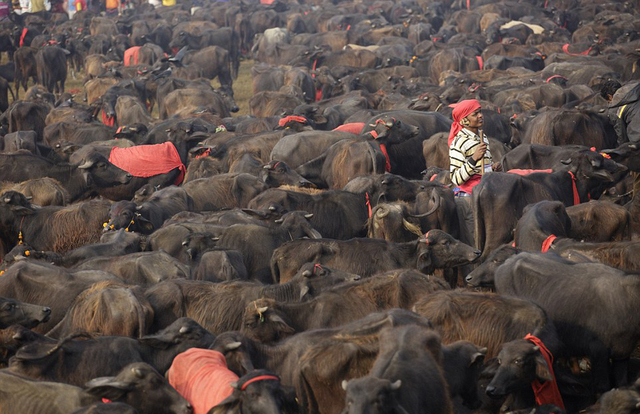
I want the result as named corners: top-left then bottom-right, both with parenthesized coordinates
top-left (472, 143), bottom-right (487, 162)
top-left (492, 162), bottom-right (503, 172)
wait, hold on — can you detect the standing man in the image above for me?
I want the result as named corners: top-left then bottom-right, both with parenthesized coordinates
top-left (601, 80), bottom-right (640, 194)
top-left (448, 99), bottom-right (501, 244)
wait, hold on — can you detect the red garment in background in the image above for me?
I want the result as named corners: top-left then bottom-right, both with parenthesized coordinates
top-left (109, 142), bottom-right (186, 185)
top-left (167, 349), bottom-right (239, 414)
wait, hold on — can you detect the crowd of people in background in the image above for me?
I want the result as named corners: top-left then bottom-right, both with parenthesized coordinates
top-left (0, 0), bottom-right (177, 20)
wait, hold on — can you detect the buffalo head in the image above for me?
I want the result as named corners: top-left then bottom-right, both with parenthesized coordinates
top-left (364, 115), bottom-right (420, 144)
top-left (416, 229), bottom-right (480, 274)
top-left (85, 362), bottom-right (193, 414)
top-left (486, 339), bottom-right (553, 400)
top-left (465, 244), bottom-right (519, 287)
top-left (216, 370), bottom-right (296, 414)
top-left (241, 299), bottom-right (295, 344)
top-left (75, 152), bottom-right (132, 188)
top-left (0, 298), bottom-right (51, 329)
top-left (342, 377), bottom-right (403, 414)
top-left (261, 160), bottom-right (315, 188)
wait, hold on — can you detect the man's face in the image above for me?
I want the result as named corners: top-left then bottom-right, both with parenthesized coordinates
top-left (465, 109), bottom-right (483, 128)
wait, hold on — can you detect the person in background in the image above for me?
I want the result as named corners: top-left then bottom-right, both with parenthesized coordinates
top-left (448, 99), bottom-right (502, 244)
top-left (105, 0), bottom-right (118, 15)
top-left (0, 0), bottom-right (10, 20)
top-left (30, 0), bottom-right (45, 12)
top-left (601, 79), bottom-right (640, 195)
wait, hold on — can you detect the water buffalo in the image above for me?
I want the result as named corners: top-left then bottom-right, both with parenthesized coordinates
top-left (271, 229), bottom-right (480, 283)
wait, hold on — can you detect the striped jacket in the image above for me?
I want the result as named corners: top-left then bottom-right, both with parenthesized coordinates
top-left (449, 128), bottom-right (492, 187)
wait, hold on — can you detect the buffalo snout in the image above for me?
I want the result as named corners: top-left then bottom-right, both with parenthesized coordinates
top-left (485, 384), bottom-right (500, 398)
top-left (41, 307), bottom-right (51, 322)
top-left (120, 173), bottom-right (133, 184)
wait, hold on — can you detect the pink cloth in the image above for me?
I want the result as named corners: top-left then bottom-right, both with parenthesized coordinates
top-left (507, 169), bottom-right (553, 175)
top-left (458, 175), bottom-right (482, 194)
top-left (333, 123), bottom-right (365, 134)
top-left (448, 99), bottom-right (482, 146)
top-left (124, 47), bottom-right (141, 66)
top-left (167, 349), bottom-right (239, 414)
top-left (109, 142), bottom-right (186, 185)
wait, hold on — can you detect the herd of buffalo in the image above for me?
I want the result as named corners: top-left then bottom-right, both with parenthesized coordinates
top-left (0, 0), bottom-right (639, 412)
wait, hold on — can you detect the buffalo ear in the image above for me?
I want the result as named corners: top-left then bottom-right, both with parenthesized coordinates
top-left (299, 283), bottom-right (310, 301)
top-left (84, 377), bottom-right (133, 401)
top-left (470, 349), bottom-right (486, 367)
top-left (134, 215), bottom-right (154, 233)
top-left (534, 354), bottom-right (553, 382)
top-left (82, 171), bottom-right (94, 188)
top-left (269, 313), bottom-right (296, 334)
top-left (417, 242), bottom-right (433, 274)
top-left (207, 391), bottom-right (241, 414)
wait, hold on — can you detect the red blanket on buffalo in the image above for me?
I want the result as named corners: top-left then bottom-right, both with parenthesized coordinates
top-left (333, 123), bottom-right (365, 134)
top-left (109, 142), bottom-right (186, 185)
top-left (167, 349), bottom-right (239, 414)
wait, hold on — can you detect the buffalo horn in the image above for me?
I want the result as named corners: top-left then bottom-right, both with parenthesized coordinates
top-left (257, 306), bottom-right (268, 314)
top-left (132, 367), bottom-right (144, 379)
top-left (274, 218), bottom-right (284, 223)
top-left (224, 342), bottom-right (242, 351)
top-left (304, 213), bottom-right (313, 219)
top-left (341, 380), bottom-right (349, 390)
top-left (179, 326), bottom-right (190, 334)
top-left (390, 380), bottom-right (402, 390)
top-left (411, 193), bottom-right (441, 218)
top-left (77, 159), bottom-right (94, 169)
top-left (532, 346), bottom-right (540, 352)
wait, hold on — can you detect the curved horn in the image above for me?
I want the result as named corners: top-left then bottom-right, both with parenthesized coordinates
top-left (410, 192), bottom-right (441, 218)
top-left (76, 159), bottom-right (95, 169)
top-left (257, 306), bottom-right (268, 314)
top-left (224, 341), bottom-right (242, 351)
top-left (375, 206), bottom-right (390, 218)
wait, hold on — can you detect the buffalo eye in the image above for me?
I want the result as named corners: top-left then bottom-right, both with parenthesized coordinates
top-left (513, 358), bottom-right (523, 366)
top-left (440, 240), bottom-right (450, 246)
top-left (2, 303), bottom-right (14, 311)
top-left (98, 162), bottom-right (107, 169)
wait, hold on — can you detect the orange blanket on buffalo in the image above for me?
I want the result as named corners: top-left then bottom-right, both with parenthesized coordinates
top-left (167, 349), bottom-right (239, 414)
top-left (333, 123), bottom-right (365, 134)
top-left (124, 46), bottom-right (141, 66)
top-left (109, 142), bottom-right (186, 185)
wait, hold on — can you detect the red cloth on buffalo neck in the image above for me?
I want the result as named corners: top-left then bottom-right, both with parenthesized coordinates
top-left (167, 349), bottom-right (239, 414)
top-left (524, 334), bottom-right (565, 410)
top-left (109, 142), bottom-right (186, 185)
top-left (448, 99), bottom-right (481, 146)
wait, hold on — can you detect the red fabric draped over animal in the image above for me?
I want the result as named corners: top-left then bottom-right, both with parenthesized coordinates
top-left (167, 349), bottom-right (239, 414)
top-left (448, 99), bottom-right (482, 146)
top-left (524, 334), bottom-right (565, 409)
top-left (333, 123), bottom-right (365, 134)
top-left (109, 142), bottom-right (186, 185)
top-left (124, 46), bottom-right (141, 66)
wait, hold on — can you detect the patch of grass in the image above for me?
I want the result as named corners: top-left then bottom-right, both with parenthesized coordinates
top-left (212, 58), bottom-right (253, 116)
top-left (12, 58), bottom-right (255, 117)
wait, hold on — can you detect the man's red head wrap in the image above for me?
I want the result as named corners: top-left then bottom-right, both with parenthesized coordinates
top-left (448, 99), bottom-right (482, 146)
